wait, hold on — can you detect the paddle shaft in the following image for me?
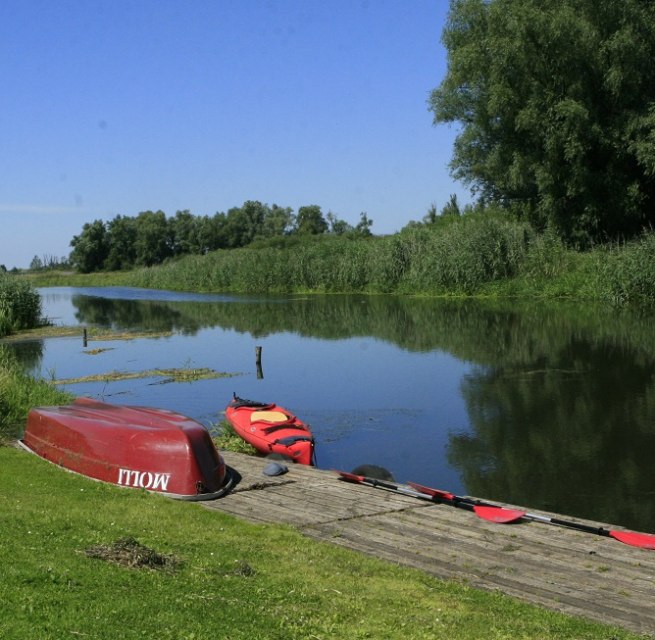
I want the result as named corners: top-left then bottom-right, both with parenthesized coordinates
top-left (337, 472), bottom-right (479, 511)
top-left (406, 481), bottom-right (612, 533)
top-left (445, 490), bottom-right (610, 536)
top-left (406, 481), bottom-right (655, 549)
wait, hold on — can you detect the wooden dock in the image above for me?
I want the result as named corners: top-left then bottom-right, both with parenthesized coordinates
top-left (203, 452), bottom-right (655, 635)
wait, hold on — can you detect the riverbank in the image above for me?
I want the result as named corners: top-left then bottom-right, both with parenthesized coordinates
top-left (17, 220), bottom-right (655, 306)
top-left (0, 349), bottom-right (646, 638)
top-left (1, 443), bottom-right (645, 639)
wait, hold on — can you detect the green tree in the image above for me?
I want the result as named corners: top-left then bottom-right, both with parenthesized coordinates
top-left (105, 215), bottom-right (137, 270)
top-left (295, 205), bottom-right (328, 235)
top-left (430, 0), bottom-right (655, 245)
top-left (423, 203), bottom-right (438, 225)
top-left (222, 206), bottom-right (250, 248)
top-left (240, 200), bottom-right (268, 243)
top-left (441, 194), bottom-right (461, 217)
top-left (261, 204), bottom-right (294, 238)
top-left (70, 220), bottom-right (109, 273)
top-left (134, 210), bottom-right (172, 266)
top-left (326, 212), bottom-right (353, 235)
top-left (197, 213), bottom-right (227, 253)
top-left (170, 210), bottom-right (201, 256)
top-left (354, 212), bottom-right (373, 237)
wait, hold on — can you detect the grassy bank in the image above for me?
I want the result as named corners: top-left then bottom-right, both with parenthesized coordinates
top-left (0, 347), bottom-right (72, 442)
top-left (21, 216), bottom-right (655, 305)
top-left (1, 445), bottom-right (642, 640)
top-left (0, 350), bottom-right (642, 638)
top-left (0, 274), bottom-right (42, 338)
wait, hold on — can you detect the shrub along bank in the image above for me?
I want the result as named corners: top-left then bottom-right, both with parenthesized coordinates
top-left (23, 214), bottom-right (655, 306)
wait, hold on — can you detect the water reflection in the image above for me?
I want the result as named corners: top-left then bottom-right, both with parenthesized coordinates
top-left (9, 287), bottom-right (655, 531)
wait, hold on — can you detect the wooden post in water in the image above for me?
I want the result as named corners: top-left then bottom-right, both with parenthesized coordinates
top-left (255, 346), bottom-right (263, 379)
top-left (83, 328), bottom-right (88, 347)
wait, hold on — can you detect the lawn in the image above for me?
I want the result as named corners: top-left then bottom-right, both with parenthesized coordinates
top-left (0, 446), bottom-right (642, 640)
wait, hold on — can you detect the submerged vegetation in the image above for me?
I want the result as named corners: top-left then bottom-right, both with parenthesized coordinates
top-left (52, 366), bottom-right (239, 386)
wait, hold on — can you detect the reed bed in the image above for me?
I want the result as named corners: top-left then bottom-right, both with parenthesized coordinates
top-left (127, 215), bottom-right (536, 296)
top-left (0, 347), bottom-right (72, 442)
top-left (20, 216), bottom-right (655, 307)
top-left (0, 274), bottom-right (42, 337)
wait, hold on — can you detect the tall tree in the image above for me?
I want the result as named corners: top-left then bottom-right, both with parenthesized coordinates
top-left (430, 0), bottom-right (655, 245)
top-left (326, 211), bottom-right (353, 235)
top-left (354, 212), bottom-right (373, 237)
top-left (170, 210), bottom-right (201, 256)
top-left (295, 205), bottom-right (328, 235)
top-left (134, 210), bottom-right (172, 266)
top-left (70, 220), bottom-right (108, 273)
top-left (105, 215), bottom-right (137, 270)
top-left (261, 204), bottom-right (294, 238)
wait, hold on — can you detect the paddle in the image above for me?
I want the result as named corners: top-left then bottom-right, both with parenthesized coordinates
top-left (408, 481), bottom-right (655, 550)
top-left (337, 471), bottom-right (443, 504)
top-left (336, 471), bottom-right (655, 549)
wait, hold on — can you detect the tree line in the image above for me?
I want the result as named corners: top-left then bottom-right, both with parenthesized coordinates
top-left (69, 202), bottom-right (373, 273)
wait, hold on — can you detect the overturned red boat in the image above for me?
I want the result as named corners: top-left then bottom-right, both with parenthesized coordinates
top-left (20, 397), bottom-right (232, 500)
top-left (225, 395), bottom-right (315, 465)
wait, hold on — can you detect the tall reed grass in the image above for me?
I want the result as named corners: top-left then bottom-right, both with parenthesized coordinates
top-left (0, 275), bottom-right (42, 337)
top-left (22, 215), bottom-right (655, 306)
top-left (0, 347), bottom-right (72, 441)
top-left (127, 214), bottom-right (535, 296)
top-left (591, 233), bottom-right (655, 305)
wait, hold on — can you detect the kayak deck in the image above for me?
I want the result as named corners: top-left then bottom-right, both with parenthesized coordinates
top-left (225, 396), bottom-right (315, 465)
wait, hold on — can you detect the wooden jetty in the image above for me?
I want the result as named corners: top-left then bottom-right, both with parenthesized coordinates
top-left (205, 452), bottom-right (655, 635)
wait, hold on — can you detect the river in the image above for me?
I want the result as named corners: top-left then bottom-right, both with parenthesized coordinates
top-left (8, 286), bottom-right (655, 533)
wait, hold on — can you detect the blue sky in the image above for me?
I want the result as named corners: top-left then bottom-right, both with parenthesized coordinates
top-left (1, 0), bottom-right (465, 270)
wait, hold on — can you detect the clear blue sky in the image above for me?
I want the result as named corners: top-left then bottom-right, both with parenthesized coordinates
top-left (1, 0), bottom-right (466, 270)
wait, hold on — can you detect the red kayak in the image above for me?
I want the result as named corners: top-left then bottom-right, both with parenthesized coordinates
top-left (20, 397), bottom-right (232, 500)
top-left (225, 395), bottom-right (315, 465)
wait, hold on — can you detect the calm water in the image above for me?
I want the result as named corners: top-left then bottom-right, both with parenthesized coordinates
top-left (8, 286), bottom-right (655, 532)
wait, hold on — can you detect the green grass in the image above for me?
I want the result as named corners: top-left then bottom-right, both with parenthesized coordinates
top-left (211, 419), bottom-right (259, 456)
top-left (0, 274), bottom-right (42, 337)
top-left (0, 347), bottom-right (72, 442)
top-left (0, 446), bottom-right (642, 640)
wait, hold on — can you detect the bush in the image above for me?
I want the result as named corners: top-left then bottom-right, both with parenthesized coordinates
top-left (593, 233), bottom-right (655, 305)
top-left (399, 214), bottom-right (533, 294)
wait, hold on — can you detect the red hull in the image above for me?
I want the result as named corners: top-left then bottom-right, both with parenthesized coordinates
top-left (21, 398), bottom-right (231, 500)
top-left (225, 396), bottom-right (315, 465)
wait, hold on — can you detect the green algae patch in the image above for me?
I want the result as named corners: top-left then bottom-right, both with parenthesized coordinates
top-left (54, 367), bottom-right (239, 385)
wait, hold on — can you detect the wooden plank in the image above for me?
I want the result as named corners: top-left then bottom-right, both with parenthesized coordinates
top-left (204, 452), bottom-right (655, 634)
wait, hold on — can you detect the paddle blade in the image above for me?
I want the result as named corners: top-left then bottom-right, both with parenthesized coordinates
top-left (407, 481), bottom-right (455, 502)
top-left (474, 505), bottom-right (525, 524)
top-left (337, 471), bottom-right (364, 483)
top-left (610, 530), bottom-right (655, 550)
